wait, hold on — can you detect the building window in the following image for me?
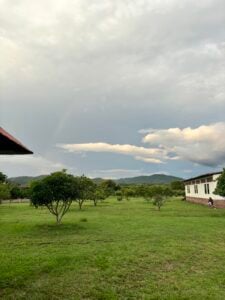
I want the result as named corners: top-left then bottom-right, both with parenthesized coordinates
top-left (194, 185), bottom-right (198, 194)
top-left (187, 186), bottom-right (190, 194)
top-left (204, 183), bottom-right (210, 194)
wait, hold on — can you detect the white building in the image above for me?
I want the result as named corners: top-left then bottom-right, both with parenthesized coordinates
top-left (184, 172), bottom-right (225, 208)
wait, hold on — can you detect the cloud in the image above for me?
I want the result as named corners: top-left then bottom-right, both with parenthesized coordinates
top-left (143, 122), bottom-right (225, 167)
top-left (88, 168), bottom-right (145, 179)
top-left (1, 0), bottom-right (225, 177)
top-left (59, 122), bottom-right (225, 168)
top-left (135, 156), bottom-right (164, 164)
top-left (58, 142), bottom-right (166, 164)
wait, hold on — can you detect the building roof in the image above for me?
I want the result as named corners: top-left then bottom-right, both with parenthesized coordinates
top-left (184, 171), bottom-right (222, 183)
top-left (0, 127), bottom-right (33, 155)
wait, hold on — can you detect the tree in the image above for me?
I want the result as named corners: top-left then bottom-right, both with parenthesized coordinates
top-left (170, 180), bottom-right (185, 196)
top-left (143, 185), bottom-right (164, 202)
top-left (99, 180), bottom-right (119, 198)
top-left (214, 169), bottom-right (225, 197)
top-left (153, 195), bottom-right (166, 211)
top-left (162, 186), bottom-right (173, 197)
top-left (30, 171), bottom-right (79, 224)
top-left (0, 172), bottom-right (7, 183)
top-left (76, 176), bottom-right (96, 210)
top-left (115, 190), bottom-right (123, 201)
top-left (0, 183), bottom-right (11, 204)
top-left (122, 187), bottom-right (135, 200)
top-left (92, 186), bottom-right (107, 206)
top-left (170, 180), bottom-right (184, 190)
top-left (10, 185), bottom-right (22, 199)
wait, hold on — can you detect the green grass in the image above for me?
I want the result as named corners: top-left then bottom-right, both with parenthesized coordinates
top-left (1, 198), bottom-right (225, 299)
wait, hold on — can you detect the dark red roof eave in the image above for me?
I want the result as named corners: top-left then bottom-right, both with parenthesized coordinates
top-left (0, 127), bottom-right (33, 155)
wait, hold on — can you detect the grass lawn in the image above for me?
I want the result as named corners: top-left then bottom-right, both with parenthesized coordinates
top-left (1, 198), bottom-right (225, 299)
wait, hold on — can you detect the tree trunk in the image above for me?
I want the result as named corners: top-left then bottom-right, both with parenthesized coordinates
top-left (56, 214), bottom-right (61, 225)
top-left (78, 200), bottom-right (83, 210)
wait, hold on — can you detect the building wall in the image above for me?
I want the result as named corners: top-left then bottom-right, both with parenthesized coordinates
top-left (186, 197), bottom-right (225, 208)
top-left (185, 173), bottom-right (225, 207)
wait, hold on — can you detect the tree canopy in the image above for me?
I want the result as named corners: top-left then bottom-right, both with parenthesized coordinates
top-left (0, 172), bottom-right (7, 183)
top-left (214, 169), bottom-right (225, 197)
top-left (30, 171), bottom-right (79, 224)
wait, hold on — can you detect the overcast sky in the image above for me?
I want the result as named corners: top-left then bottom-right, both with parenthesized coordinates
top-left (1, 0), bottom-right (225, 179)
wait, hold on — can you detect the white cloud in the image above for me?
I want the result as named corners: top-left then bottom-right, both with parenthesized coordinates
top-left (143, 122), bottom-right (225, 167)
top-left (59, 122), bottom-right (225, 167)
top-left (135, 156), bottom-right (164, 164)
top-left (58, 142), bottom-right (166, 164)
top-left (88, 168), bottom-right (145, 179)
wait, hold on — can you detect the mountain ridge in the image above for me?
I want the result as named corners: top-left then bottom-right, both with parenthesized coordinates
top-left (115, 174), bottom-right (182, 185)
top-left (9, 174), bottom-right (183, 186)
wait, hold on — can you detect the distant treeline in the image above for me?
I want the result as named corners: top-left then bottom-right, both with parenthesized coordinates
top-left (8, 173), bottom-right (183, 186)
top-left (0, 171), bottom-right (184, 204)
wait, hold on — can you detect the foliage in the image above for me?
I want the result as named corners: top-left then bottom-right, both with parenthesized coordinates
top-left (20, 187), bottom-right (31, 199)
top-left (170, 180), bottom-right (184, 190)
top-left (92, 186), bottom-right (107, 206)
top-left (30, 171), bottom-right (79, 224)
top-left (115, 190), bottom-right (123, 201)
top-left (0, 183), bottom-right (11, 203)
top-left (0, 172), bottom-right (7, 183)
top-left (214, 169), bottom-right (225, 197)
top-left (10, 185), bottom-right (22, 199)
top-left (76, 176), bottom-right (96, 209)
top-left (121, 187), bottom-right (135, 200)
top-left (170, 180), bottom-right (185, 196)
top-left (152, 195), bottom-right (166, 211)
top-left (99, 179), bottom-right (119, 198)
top-left (137, 185), bottom-right (173, 202)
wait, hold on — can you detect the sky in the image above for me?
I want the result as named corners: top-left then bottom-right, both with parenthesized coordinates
top-left (1, 0), bottom-right (225, 179)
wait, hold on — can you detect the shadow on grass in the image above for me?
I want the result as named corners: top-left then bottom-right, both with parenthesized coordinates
top-left (32, 222), bottom-right (86, 236)
top-left (69, 203), bottom-right (112, 212)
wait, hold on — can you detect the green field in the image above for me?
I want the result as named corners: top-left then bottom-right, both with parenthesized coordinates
top-left (1, 198), bottom-right (225, 299)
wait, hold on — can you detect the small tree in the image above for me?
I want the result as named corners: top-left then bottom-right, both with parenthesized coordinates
top-left (76, 176), bottom-right (95, 210)
top-left (30, 171), bottom-right (79, 224)
top-left (122, 187), bottom-right (135, 201)
top-left (143, 186), bottom-right (154, 202)
top-left (92, 186), bottom-right (107, 206)
top-left (214, 169), bottom-right (225, 197)
top-left (115, 190), bottom-right (123, 201)
top-left (153, 195), bottom-right (165, 211)
top-left (143, 185), bottom-right (163, 202)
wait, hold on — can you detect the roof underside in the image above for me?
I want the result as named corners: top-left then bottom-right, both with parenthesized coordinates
top-left (0, 127), bottom-right (33, 155)
top-left (184, 172), bottom-right (222, 183)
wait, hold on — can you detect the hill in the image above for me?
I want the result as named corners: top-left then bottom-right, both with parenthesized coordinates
top-left (116, 174), bottom-right (182, 185)
top-left (9, 173), bottom-right (183, 186)
top-left (8, 175), bottom-right (47, 186)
